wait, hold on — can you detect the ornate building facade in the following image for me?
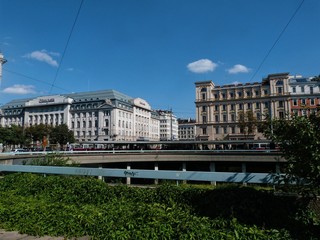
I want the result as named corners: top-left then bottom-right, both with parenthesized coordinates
top-left (194, 73), bottom-right (310, 141)
top-left (0, 90), bottom-right (160, 142)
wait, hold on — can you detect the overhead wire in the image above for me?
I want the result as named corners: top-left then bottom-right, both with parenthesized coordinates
top-left (3, 69), bottom-right (71, 92)
top-left (249, 0), bottom-right (305, 82)
top-left (49, 0), bottom-right (84, 93)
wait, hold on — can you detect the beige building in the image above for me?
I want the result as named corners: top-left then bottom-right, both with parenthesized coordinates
top-left (195, 73), bottom-right (291, 140)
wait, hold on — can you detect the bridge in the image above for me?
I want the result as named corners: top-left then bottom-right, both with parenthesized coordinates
top-left (0, 150), bottom-right (285, 185)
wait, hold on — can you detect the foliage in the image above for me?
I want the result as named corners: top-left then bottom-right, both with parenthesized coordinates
top-left (0, 173), bottom-right (306, 239)
top-left (23, 153), bottom-right (79, 167)
top-left (49, 124), bottom-right (75, 146)
top-left (0, 124), bottom-right (75, 149)
top-left (0, 125), bottom-right (25, 147)
top-left (237, 110), bottom-right (257, 139)
top-left (264, 113), bottom-right (320, 196)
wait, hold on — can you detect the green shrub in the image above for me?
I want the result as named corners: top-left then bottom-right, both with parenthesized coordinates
top-left (1, 173), bottom-right (317, 239)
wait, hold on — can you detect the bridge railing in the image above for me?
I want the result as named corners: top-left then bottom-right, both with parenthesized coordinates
top-left (0, 148), bottom-right (281, 157)
top-left (0, 164), bottom-right (279, 184)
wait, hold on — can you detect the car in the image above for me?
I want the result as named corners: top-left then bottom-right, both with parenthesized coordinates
top-left (12, 148), bottom-right (25, 153)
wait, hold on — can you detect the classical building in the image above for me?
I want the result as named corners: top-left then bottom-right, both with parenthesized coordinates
top-left (288, 75), bottom-right (320, 116)
top-left (195, 73), bottom-right (293, 141)
top-left (0, 90), bottom-right (160, 142)
top-left (157, 110), bottom-right (178, 141)
top-left (178, 118), bottom-right (196, 140)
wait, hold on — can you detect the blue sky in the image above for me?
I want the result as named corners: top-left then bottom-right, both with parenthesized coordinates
top-left (0, 0), bottom-right (319, 118)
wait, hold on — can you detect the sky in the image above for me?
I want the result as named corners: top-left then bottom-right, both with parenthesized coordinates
top-left (0, 0), bottom-right (319, 119)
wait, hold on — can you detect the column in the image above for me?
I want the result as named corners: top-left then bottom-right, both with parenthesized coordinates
top-left (98, 164), bottom-right (103, 181)
top-left (210, 162), bottom-right (216, 186)
top-left (154, 162), bottom-right (159, 185)
top-left (242, 163), bottom-right (247, 186)
top-left (182, 162), bottom-right (186, 185)
top-left (126, 163), bottom-right (131, 185)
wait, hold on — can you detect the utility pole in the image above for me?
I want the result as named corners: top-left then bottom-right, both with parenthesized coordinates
top-left (0, 52), bottom-right (7, 88)
top-left (170, 108), bottom-right (173, 141)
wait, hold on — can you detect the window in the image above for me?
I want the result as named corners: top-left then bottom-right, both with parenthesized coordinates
top-left (264, 102), bottom-right (269, 108)
top-left (229, 92), bottom-right (234, 98)
top-left (279, 112), bottom-right (284, 119)
top-left (202, 116), bottom-right (207, 123)
top-left (230, 104), bottom-right (235, 111)
top-left (215, 115), bottom-right (219, 122)
top-left (278, 101), bottom-right (284, 108)
top-left (255, 102), bottom-right (260, 109)
top-left (310, 99), bottom-right (315, 105)
top-left (239, 103), bottom-right (243, 110)
top-left (264, 90), bottom-right (268, 95)
top-left (292, 87), bottom-right (296, 93)
top-left (310, 86), bottom-right (314, 94)
top-left (246, 91), bottom-right (251, 97)
top-left (215, 127), bottom-right (219, 134)
top-left (202, 128), bottom-right (207, 135)
top-left (238, 91), bottom-right (242, 98)
top-left (247, 103), bottom-right (251, 109)
top-left (222, 105), bottom-right (226, 111)
top-left (293, 99), bottom-right (298, 106)
top-left (222, 93), bottom-right (226, 99)
top-left (215, 105), bottom-right (219, 111)
top-left (224, 127), bottom-right (227, 134)
top-left (277, 87), bottom-right (282, 94)
top-left (202, 106), bottom-right (206, 112)
top-left (231, 114), bottom-right (235, 122)
top-left (255, 90), bottom-right (259, 96)
top-left (301, 86), bottom-right (305, 93)
top-left (202, 93), bottom-right (206, 100)
top-left (301, 99), bottom-right (306, 105)
top-left (223, 115), bottom-right (227, 122)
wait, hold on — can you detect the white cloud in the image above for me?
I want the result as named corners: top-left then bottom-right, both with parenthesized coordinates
top-left (232, 81), bottom-right (241, 85)
top-left (66, 67), bottom-right (74, 71)
top-left (2, 84), bottom-right (36, 94)
top-left (187, 59), bottom-right (218, 73)
top-left (227, 64), bottom-right (250, 74)
top-left (23, 50), bottom-right (59, 67)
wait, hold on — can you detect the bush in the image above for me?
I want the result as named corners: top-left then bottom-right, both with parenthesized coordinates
top-left (2, 173), bottom-right (318, 239)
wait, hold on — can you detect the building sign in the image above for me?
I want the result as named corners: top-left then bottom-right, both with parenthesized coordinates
top-left (26, 95), bottom-right (73, 107)
top-left (133, 98), bottom-right (151, 110)
top-left (39, 98), bottom-right (55, 103)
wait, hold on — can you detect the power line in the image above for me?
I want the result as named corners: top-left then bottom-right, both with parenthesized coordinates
top-left (4, 68), bottom-right (71, 92)
top-left (249, 0), bottom-right (305, 82)
top-left (49, 0), bottom-right (84, 93)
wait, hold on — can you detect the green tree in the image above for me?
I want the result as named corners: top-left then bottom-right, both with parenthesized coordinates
top-left (264, 113), bottom-right (320, 195)
top-left (25, 124), bottom-right (53, 147)
top-left (237, 110), bottom-right (257, 139)
top-left (50, 124), bottom-right (75, 147)
top-left (0, 125), bottom-right (26, 150)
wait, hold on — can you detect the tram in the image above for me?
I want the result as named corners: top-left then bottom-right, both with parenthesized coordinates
top-left (69, 139), bottom-right (279, 152)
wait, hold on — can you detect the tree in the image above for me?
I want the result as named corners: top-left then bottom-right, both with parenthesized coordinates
top-left (0, 125), bottom-right (25, 148)
top-left (264, 113), bottom-right (320, 195)
top-left (25, 124), bottom-right (53, 144)
top-left (237, 110), bottom-right (257, 139)
top-left (50, 124), bottom-right (75, 147)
